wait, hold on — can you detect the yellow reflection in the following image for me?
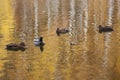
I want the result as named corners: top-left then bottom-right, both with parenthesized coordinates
top-left (0, 0), bottom-right (14, 41)
top-left (0, 0), bottom-right (15, 77)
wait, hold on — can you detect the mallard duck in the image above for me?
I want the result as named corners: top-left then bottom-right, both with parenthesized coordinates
top-left (56, 28), bottom-right (69, 35)
top-left (98, 25), bottom-right (113, 33)
top-left (6, 42), bottom-right (26, 51)
top-left (34, 37), bottom-right (45, 46)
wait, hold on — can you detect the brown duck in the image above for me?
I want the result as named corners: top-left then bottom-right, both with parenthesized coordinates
top-left (56, 28), bottom-right (69, 35)
top-left (98, 25), bottom-right (113, 33)
top-left (6, 42), bottom-right (26, 51)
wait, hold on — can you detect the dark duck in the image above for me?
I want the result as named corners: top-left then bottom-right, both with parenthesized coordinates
top-left (98, 25), bottom-right (114, 33)
top-left (6, 42), bottom-right (26, 51)
top-left (56, 28), bottom-right (69, 36)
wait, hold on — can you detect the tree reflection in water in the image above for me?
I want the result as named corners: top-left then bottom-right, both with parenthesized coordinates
top-left (0, 0), bottom-right (120, 80)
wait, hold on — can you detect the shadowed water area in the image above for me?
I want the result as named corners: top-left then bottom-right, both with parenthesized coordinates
top-left (0, 0), bottom-right (120, 80)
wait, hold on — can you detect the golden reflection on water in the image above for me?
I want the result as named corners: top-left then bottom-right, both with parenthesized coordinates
top-left (0, 0), bottom-right (15, 78)
top-left (0, 0), bottom-right (15, 43)
top-left (0, 0), bottom-right (120, 80)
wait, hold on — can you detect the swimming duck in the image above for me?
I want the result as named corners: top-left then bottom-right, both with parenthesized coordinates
top-left (70, 42), bottom-right (77, 45)
top-left (98, 25), bottom-right (113, 33)
top-left (6, 42), bottom-right (26, 51)
top-left (34, 37), bottom-right (45, 46)
top-left (56, 28), bottom-right (69, 35)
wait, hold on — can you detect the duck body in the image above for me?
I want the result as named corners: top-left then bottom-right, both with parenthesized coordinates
top-left (34, 37), bottom-right (45, 47)
top-left (70, 42), bottom-right (77, 45)
top-left (56, 28), bottom-right (69, 35)
top-left (99, 25), bottom-right (113, 33)
top-left (6, 42), bottom-right (26, 51)
top-left (34, 38), bottom-right (41, 46)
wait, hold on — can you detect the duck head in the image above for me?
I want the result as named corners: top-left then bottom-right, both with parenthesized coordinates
top-left (56, 28), bottom-right (60, 36)
top-left (56, 28), bottom-right (60, 33)
top-left (39, 37), bottom-right (45, 46)
top-left (98, 25), bottom-right (102, 28)
top-left (20, 42), bottom-right (25, 47)
top-left (98, 25), bottom-right (103, 33)
top-left (39, 37), bottom-right (43, 42)
top-left (56, 28), bottom-right (60, 31)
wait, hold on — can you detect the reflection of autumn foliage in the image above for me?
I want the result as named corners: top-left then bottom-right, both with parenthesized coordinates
top-left (0, 0), bottom-right (120, 80)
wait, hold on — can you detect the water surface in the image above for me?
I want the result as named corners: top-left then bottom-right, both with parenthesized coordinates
top-left (0, 0), bottom-right (120, 80)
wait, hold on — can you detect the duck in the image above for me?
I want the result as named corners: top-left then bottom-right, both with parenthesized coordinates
top-left (34, 37), bottom-right (45, 47)
top-left (56, 28), bottom-right (69, 35)
top-left (70, 42), bottom-right (77, 45)
top-left (6, 42), bottom-right (26, 51)
top-left (98, 25), bottom-right (114, 33)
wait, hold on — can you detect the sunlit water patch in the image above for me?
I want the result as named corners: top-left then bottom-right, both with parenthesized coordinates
top-left (46, 0), bottom-right (51, 30)
top-left (82, 0), bottom-right (88, 65)
top-left (0, 0), bottom-right (15, 78)
top-left (69, 0), bottom-right (75, 43)
top-left (0, 0), bottom-right (120, 80)
top-left (102, 0), bottom-right (114, 67)
top-left (34, 0), bottom-right (39, 39)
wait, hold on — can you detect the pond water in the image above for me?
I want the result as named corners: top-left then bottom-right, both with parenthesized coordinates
top-left (0, 0), bottom-right (120, 80)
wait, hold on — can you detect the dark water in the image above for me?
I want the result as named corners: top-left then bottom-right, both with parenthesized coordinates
top-left (0, 0), bottom-right (120, 80)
